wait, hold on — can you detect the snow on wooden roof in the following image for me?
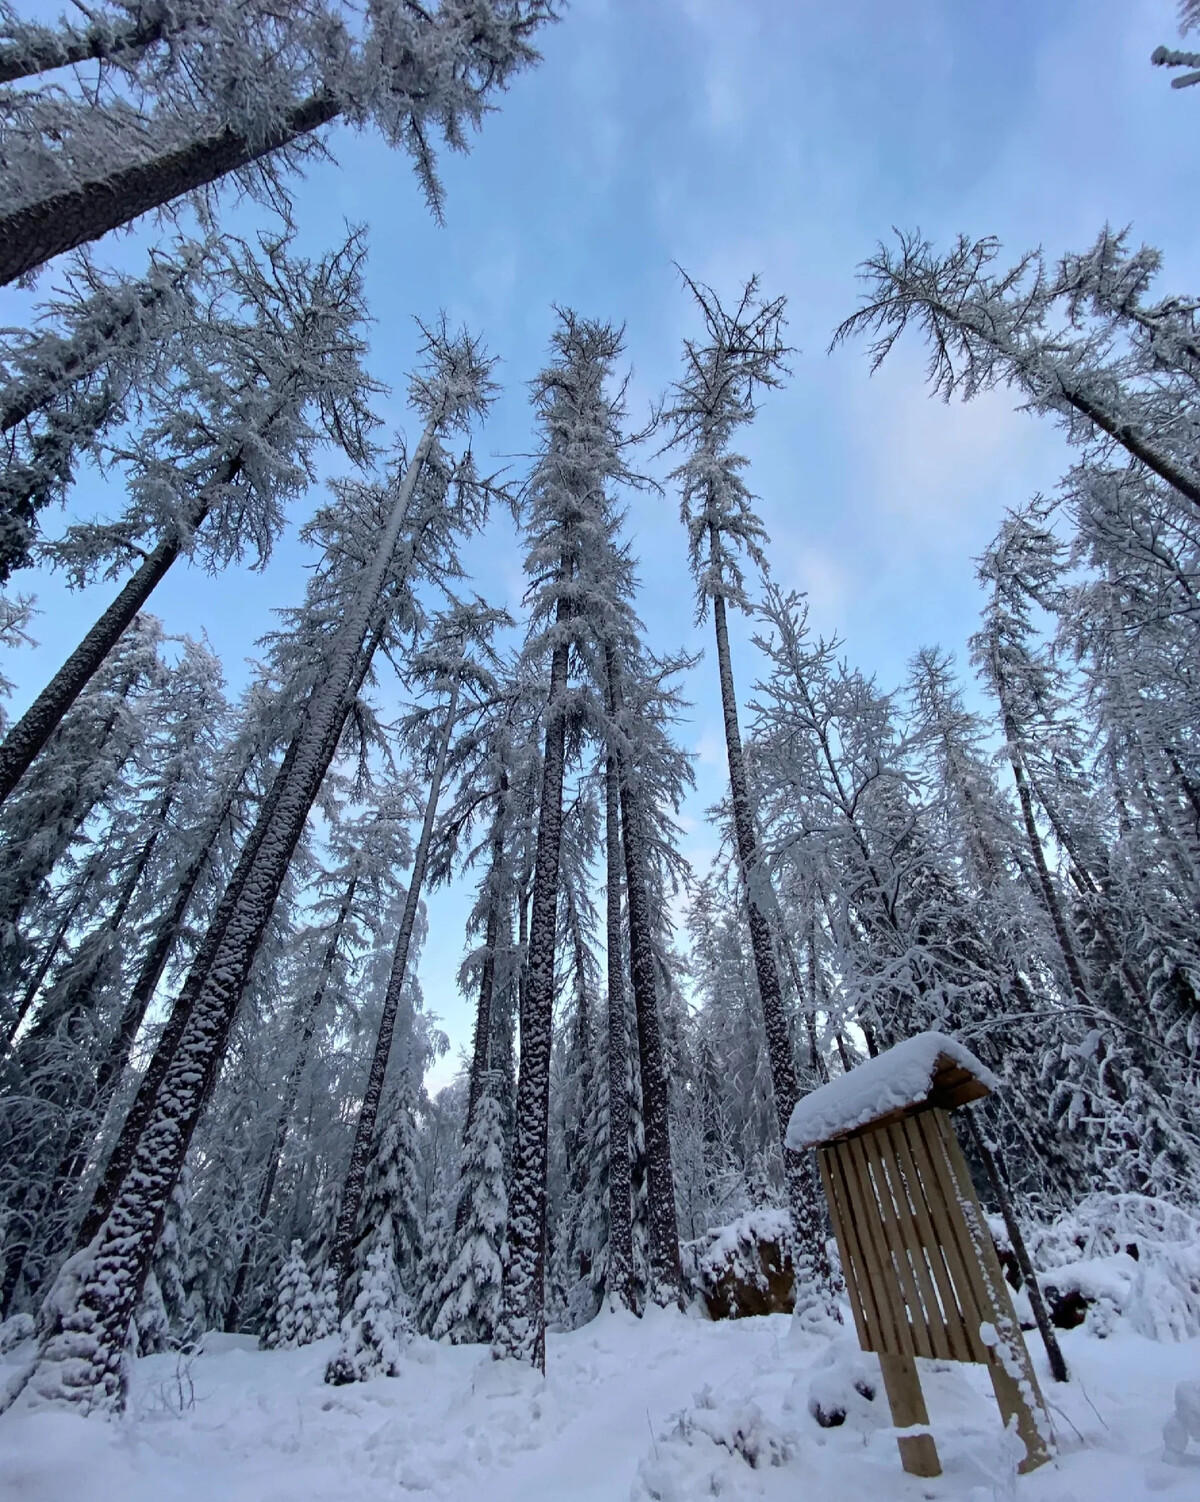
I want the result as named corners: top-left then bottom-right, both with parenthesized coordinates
top-left (785, 1031), bottom-right (999, 1150)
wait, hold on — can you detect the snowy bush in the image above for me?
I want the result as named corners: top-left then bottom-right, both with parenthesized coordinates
top-left (689, 1208), bottom-right (796, 1320)
top-left (0, 1311), bottom-right (33, 1355)
top-left (1164, 1381), bottom-right (1200, 1458)
top-left (311, 1269), bottom-right (340, 1340)
top-left (632, 1385), bottom-right (792, 1501)
top-left (1029, 1194), bottom-right (1200, 1341)
top-left (324, 1244), bottom-right (411, 1385)
top-left (791, 1338), bottom-right (881, 1431)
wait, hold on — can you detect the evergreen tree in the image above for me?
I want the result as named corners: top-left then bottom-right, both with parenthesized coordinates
top-left (432, 1089), bottom-right (507, 1345)
top-left (265, 1240), bottom-right (316, 1351)
top-left (325, 1244), bottom-right (409, 1385)
top-left (21, 323), bottom-right (495, 1414)
top-left (0, 1), bottom-right (555, 285)
top-left (666, 274), bottom-right (838, 1325)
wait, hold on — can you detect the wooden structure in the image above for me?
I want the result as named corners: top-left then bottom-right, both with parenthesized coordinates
top-left (792, 1039), bottom-right (1053, 1478)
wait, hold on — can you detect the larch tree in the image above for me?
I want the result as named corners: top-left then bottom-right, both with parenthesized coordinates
top-left (0, 228), bottom-right (378, 807)
top-left (0, 0), bottom-right (557, 285)
top-left (16, 322), bottom-right (496, 1415)
top-left (493, 312), bottom-right (634, 1370)
top-left (328, 596), bottom-right (508, 1303)
top-left (666, 273), bottom-right (839, 1326)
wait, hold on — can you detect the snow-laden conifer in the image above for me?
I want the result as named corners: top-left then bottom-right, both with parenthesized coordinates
top-left (21, 322), bottom-right (495, 1414)
top-left (264, 1241), bottom-right (316, 1350)
top-left (0, 228), bottom-right (377, 808)
top-left (432, 1089), bottom-right (507, 1344)
top-left (667, 274), bottom-right (839, 1327)
top-left (0, 0), bottom-right (556, 285)
top-left (324, 1244), bottom-right (410, 1384)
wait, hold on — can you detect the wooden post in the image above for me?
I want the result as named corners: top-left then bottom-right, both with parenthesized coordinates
top-left (878, 1353), bottom-right (941, 1477)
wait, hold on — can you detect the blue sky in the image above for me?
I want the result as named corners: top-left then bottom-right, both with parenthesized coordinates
top-left (3, 0), bottom-right (1198, 1089)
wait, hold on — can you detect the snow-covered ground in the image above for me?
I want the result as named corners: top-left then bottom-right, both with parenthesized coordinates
top-left (1, 1308), bottom-right (1198, 1501)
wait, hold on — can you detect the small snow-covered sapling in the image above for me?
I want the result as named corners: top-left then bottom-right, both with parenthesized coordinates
top-left (1163, 1381), bottom-right (1200, 1458)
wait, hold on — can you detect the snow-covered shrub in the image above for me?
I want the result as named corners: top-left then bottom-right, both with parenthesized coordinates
top-left (1029, 1194), bottom-right (1200, 1341)
top-left (133, 1271), bottom-right (172, 1356)
top-left (792, 1338), bottom-right (880, 1431)
top-left (689, 1208), bottom-right (796, 1320)
top-left (264, 1241), bottom-right (316, 1351)
top-left (1164, 1381), bottom-right (1200, 1458)
top-left (632, 1386), bottom-right (792, 1501)
top-left (0, 1311), bottom-right (33, 1354)
top-left (324, 1245), bottom-right (411, 1385)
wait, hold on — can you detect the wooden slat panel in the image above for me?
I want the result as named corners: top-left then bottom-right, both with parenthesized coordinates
top-left (840, 1136), bottom-right (915, 1358)
top-left (826, 1145), bottom-right (888, 1354)
top-left (861, 1129), bottom-right (948, 1361)
top-left (873, 1126), bottom-right (954, 1361)
top-left (818, 1148), bottom-right (871, 1353)
top-left (886, 1119), bottom-right (975, 1363)
top-left (901, 1114), bottom-right (989, 1363)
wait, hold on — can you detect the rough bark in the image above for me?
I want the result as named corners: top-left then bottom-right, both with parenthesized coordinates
top-left (606, 647), bottom-right (680, 1304)
top-left (0, 93), bottom-right (340, 288)
top-left (603, 750), bottom-right (635, 1311)
top-left (493, 600), bottom-right (570, 1371)
top-left (464, 804), bottom-right (507, 1148)
top-left (329, 677), bottom-right (460, 1302)
top-left (25, 416), bottom-right (439, 1412)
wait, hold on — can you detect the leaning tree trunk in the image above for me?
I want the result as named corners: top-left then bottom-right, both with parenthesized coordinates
top-left (606, 647), bottom-right (681, 1304)
top-left (993, 685), bottom-right (1094, 1015)
top-left (0, 93), bottom-right (341, 287)
top-left (707, 533), bottom-right (837, 1316)
top-left (0, 457), bottom-right (238, 807)
top-left (329, 676), bottom-right (461, 1302)
top-left (21, 414), bottom-right (441, 1414)
top-left (0, 852), bottom-right (98, 1055)
top-left (603, 750), bottom-right (635, 1312)
top-left (225, 871), bottom-right (357, 1331)
top-left (494, 596), bottom-right (571, 1372)
top-left (0, 6), bottom-right (169, 86)
top-left (71, 725), bottom-right (303, 1248)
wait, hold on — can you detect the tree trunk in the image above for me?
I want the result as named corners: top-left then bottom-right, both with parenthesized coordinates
top-left (72, 731), bottom-right (300, 1248)
top-left (708, 543), bottom-right (836, 1314)
top-left (329, 676), bottom-right (461, 1302)
top-left (996, 695), bottom-right (1093, 1014)
top-left (606, 647), bottom-right (680, 1304)
top-left (963, 1110), bottom-right (1069, 1384)
top-left (603, 751), bottom-right (635, 1312)
top-left (0, 458), bottom-right (239, 806)
top-left (494, 599), bottom-right (570, 1372)
top-left (224, 872), bottom-right (357, 1331)
top-left (0, 94), bottom-right (341, 288)
top-left (25, 416), bottom-right (440, 1413)
top-left (464, 801), bottom-right (507, 1147)
top-left (0, 861), bottom-right (93, 1055)
top-left (0, 6), bottom-right (168, 86)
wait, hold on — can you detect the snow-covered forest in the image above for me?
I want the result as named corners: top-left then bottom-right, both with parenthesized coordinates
top-left (1, 1), bottom-right (1199, 1497)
